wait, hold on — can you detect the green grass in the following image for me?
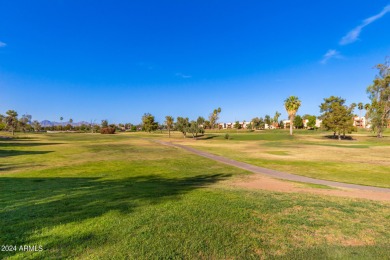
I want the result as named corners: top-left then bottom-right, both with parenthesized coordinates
top-left (201, 132), bottom-right (295, 141)
top-left (265, 150), bottom-right (290, 156)
top-left (287, 180), bottom-right (337, 190)
top-left (1, 133), bottom-right (389, 259)
top-left (189, 145), bottom-right (390, 188)
top-left (183, 130), bottom-right (390, 188)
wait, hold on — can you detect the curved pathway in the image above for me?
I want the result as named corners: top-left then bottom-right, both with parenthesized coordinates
top-left (155, 140), bottom-right (390, 193)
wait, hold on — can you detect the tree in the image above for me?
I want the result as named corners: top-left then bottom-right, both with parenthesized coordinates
top-left (69, 118), bottom-right (73, 130)
top-left (93, 124), bottom-right (101, 133)
top-left (176, 117), bottom-right (189, 137)
top-left (32, 120), bottom-right (41, 132)
top-left (124, 123), bottom-right (132, 130)
top-left (60, 116), bottom-right (63, 130)
top-left (305, 115), bottom-right (317, 129)
top-left (142, 113), bottom-right (158, 132)
top-left (273, 111), bottom-right (281, 128)
top-left (251, 117), bottom-right (260, 130)
top-left (196, 116), bottom-right (206, 133)
top-left (284, 96), bottom-right (301, 135)
top-left (319, 96), bottom-right (356, 140)
top-left (364, 103), bottom-right (371, 126)
top-left (356, 102), bottom-right (364, 128)
top-left (293, 115), bottom-right (304, 129)
top-left (208, 107), bottom-right (221, 129)
top-left (197, 116), bottom-right (205, 126)
top-left (279, 120), bottom-right (284, 129)
top-left (203, 120), bottom-right (211, 129)
top-left (258, 117), bottom-right (265, 129)
top-left (264, 115), bottom-right (271, 129)
top-left (357, 102), bottom-right (363, 117)
top-left (187, 120), bottom-right (204, 138)
top-left (6, 110), bottom-right (18, 135)
top-left (234, 121), bottom-right (242, 129)
top-left (19, 114), bottom-right (32, 132)
top-left (165, 116), bottom-right (174, 138)
top-left (0, 114), bottom-right (6, 131)
top-left (366, 59), bottom-right (390, 138)
top-left (101, 120), bottom-right (108, 128)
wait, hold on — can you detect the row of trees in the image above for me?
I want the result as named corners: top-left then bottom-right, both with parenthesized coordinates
top-left (0, 110), bottom-right (38, 135)
top-left (283, 59), bottom-right (389, 139)
top-left (142, 113), bottom-right (211, 138)
top-left (284, 95), bottom-right (361, 139)
top-left (2, 59), bottom-right (388, 138)
top-left (246, 111), bottom-right (282, 130)
top-left (0, 111), bottom-right (142, 135)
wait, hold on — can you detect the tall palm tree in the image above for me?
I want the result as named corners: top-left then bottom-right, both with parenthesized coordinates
top-left (357, 102), bottom-right (363, 127)
top-left (165, 116), bottom-right (174, 138)
top-left (60, 116), bottom-right (63, 130)
top-left (284, 96), bottom-right (301, 136)
top-left (364, 103), bottom-right (371, 128)
top-left (274, 111), bottom-right (281, 128)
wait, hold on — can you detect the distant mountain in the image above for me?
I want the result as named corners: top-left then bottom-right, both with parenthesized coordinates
top-left (40, 120), bottom-right (93, 127)
top-left (40, 120), bottom-right (54, 127)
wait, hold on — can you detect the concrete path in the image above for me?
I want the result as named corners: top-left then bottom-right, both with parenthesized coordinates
top-left (155, 140), bottom-right (390, 193)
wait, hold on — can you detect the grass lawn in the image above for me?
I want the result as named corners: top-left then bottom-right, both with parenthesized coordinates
top-left (173, 129), bottom-right (390, 188)
top-left (1, 133), bottom-right (389, 259)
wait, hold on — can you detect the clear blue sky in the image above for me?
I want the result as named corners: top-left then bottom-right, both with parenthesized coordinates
top-left (1, 1), bottom-right (390, 124)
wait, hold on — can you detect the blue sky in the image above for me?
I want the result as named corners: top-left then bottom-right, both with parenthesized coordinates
top-left (1, 1), bottom-right (390, 124)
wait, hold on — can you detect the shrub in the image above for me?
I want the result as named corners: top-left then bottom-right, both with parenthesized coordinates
top-left (100, 127), bottom-right (116, 134)
top-left (224, 133), bottom-right (230, 140)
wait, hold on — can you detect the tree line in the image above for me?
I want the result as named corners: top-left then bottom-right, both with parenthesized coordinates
top-left (0, 112), bottom-right (139, 135)
top-left (282, 58), bottom-right (389, 138)
top-left (2, 58), bottom-right (389, 138)
top-left (141, 107), bottom-right (223, 138)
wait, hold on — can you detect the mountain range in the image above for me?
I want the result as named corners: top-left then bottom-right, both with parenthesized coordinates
top-left (40, 120), bottom-right (92, 127)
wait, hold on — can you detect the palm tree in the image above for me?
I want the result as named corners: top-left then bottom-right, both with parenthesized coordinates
top-left (284, 96), bottom-right (301, 136)
top-left (6, 110), bottom-right (18, 136)
top-left (364, 103), bottom-right (371, 128)
top-left (274, 111), bottom-right (281, 128)
top-left (357, 102), bottom-right (363, 127)
top-left (165, 116), bottom-right (174, 138)
top-left (60, 116), bottom-right (63, 130)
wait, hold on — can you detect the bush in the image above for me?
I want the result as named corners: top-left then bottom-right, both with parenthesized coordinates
top-left (224, 133), bottom-right (230, 140)
top-left (100, 127), bottom-right (116, 134)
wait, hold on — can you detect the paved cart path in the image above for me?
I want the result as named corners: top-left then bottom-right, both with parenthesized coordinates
top-left (155, 140), bottom-right (390, 193)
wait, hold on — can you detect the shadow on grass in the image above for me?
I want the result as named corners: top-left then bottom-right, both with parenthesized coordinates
top-left (0, 150), bottom-right (54, 158)
top-left (0, 142), bottom-right (63, 147)
top-left (0, 136), bottom-right (39, 141)
top-left (0, 163), bottom-right (42, 172)
top-left (196, 135), bottom-right (219, 140)
top-left (323, 135), bottom-right (355, 140)
top-left (0, 174), bottom-right (231, 257)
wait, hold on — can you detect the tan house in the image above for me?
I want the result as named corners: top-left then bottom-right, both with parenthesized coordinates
top-left (283, 119), bottom-right (322, 129)
top-left (218, 121), bottom-right (250, 129)
top-left (353, 116), bottom-right (367, 128)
